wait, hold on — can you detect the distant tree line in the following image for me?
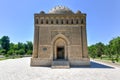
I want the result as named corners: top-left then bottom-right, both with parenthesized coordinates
top-left (0, 36), bottom-right (33, 57)
top-left (88, 36), bottom-right (120, 63)
top-left (1, 35), bottom-right (120, 62)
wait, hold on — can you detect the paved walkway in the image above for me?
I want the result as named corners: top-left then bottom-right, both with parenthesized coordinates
top-left (0, 57), bottom-right (120, 80)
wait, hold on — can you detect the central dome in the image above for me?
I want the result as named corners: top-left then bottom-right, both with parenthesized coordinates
top-left (49, 6), bottom-right (73, 14)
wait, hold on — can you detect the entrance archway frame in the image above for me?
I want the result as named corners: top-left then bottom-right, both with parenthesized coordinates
top-left (51, 34), bottom-right (70, 60)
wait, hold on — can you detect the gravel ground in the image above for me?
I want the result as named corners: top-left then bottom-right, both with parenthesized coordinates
top-left (0, 57), bottom-right (120, 80)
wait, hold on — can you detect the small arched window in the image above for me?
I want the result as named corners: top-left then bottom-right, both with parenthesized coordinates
top-left (40, 19), bottom-right (43, 24)
top-left (51, 20), bottom-right (53, 24)
top-left (35, 19), bottom-right (38, 24)
top-left (46, 19), bottom-right (48, 24)
top-left (76, 19), bottom-right (78, 24)
top-left (71, 19), bottom-right (73, 24)
top-left (66, 20), bottom-right (68, 24)
top-left (81, 19), bottom-right (84, 24)
top-left (56, 19), bottom-right (58, 24)
top-left (61, 19), bottom-right (63, 24)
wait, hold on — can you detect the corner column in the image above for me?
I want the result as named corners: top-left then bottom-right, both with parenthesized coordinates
top-left (82, 26), bottom-right (88, 58)
top-left (32, 26), bottom-right (39, 58)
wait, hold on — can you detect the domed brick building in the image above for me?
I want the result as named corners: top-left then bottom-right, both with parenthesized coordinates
top-left (31, 6), bottom-right (90, 68)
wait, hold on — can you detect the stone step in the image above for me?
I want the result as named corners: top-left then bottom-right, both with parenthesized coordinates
top-left (52, 60), bottom-right (70, 69)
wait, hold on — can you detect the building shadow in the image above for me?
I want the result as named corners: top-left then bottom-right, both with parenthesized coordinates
top-left (71, 61), bottom-right (114, 69)
top-left (90, 61), bottom-right (114, 68)
top-left (30, 60), bottom-right (114, 69)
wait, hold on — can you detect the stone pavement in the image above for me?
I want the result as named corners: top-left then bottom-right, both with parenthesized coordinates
top-left (0, 57), bottom-right (120, 80)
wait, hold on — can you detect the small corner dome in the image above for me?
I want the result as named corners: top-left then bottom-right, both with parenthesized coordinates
top-left (48, 6), bottom-right (74, 14)
top-left (76, 10), bottom-right (81, 14)
top-left (40, 11), bottom-right (45, 14)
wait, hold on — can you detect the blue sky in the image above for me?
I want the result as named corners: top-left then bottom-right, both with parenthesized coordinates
top-left (0, 0), bottom-right (120, 45)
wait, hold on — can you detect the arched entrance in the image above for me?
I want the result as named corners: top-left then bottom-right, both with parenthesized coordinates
top-left (55, 38), bottom-right (66, 60)
top-left (51, 34), bottom-right (70, 60)
top-left (57, 46), bottom-right (64, 59)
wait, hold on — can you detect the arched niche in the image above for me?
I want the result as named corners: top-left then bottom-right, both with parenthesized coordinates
top-left (51, 34), bottom-right (70, 60)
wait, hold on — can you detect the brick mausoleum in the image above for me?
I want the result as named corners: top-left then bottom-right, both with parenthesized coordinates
top-left (31, 6), bottom-right (90, 68)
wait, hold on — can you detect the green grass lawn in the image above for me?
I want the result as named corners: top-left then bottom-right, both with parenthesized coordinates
top-left (0, 58), bottom-right (7, 61)
top-left (92, 56), bottom-right (120, 64)
top-left (0, 55), bottom-right (23, 61)
top-left (0, 55), bottom-right (31, 61)
top-left (0, 57), bottom-right (12, 61)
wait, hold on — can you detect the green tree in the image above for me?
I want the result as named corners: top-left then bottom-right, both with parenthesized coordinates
top-left (27, 50), bottom-right (32, 55)
top-left (95, 42), bottom-right (105, 58)
top-left (26, 41), bottom-right (33, 50)
top-left (109, 37), bottom-right (120, 62)
top-left (18, 49), bottom-right (25, 55)
top-left (18, 42), bottom-right (25, 50)
top-left (88, 45), bottom-right (97, 59)
top-left (0, 36), bottom-right (10, 54)
top-left (7, 49), bottom-right (14, 55)
top-left (0, 49), bottom-right (6, 55)
top-left (9, 43), bottom-right (14, 49)
top-left (0, 39), bottom-right (2, 49)
top-left (88, 42), bottom-right (105, 59)
top-left (104, 45), bottom-right (112, 58)
top-left (24, 41), bottom-right (33, 54)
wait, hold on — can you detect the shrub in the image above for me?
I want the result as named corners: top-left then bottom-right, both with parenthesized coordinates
top-left (27, 50), bottom-right (32, 55)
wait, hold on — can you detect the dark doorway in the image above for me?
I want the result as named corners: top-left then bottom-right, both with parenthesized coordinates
top-left (57, 47), bottom-right (64, 59)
